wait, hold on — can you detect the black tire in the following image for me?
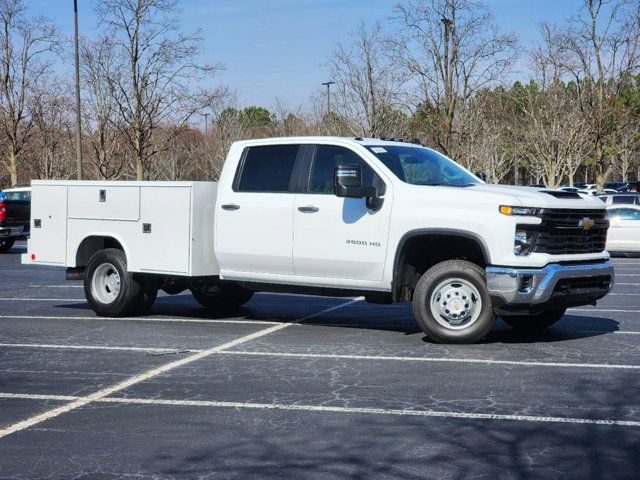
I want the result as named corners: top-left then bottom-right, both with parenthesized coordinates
top-left (191, 284), bottom-right (254, 310)
top-left (0, 238), bottom-right (15, 252)
top-left (132, 277), bottom-right (158, 315)
top-left (501, 309), bottom-right (566, 330)
top-left (84, 248), bottom-right (142, 317)
top-left (412, 259), bottom-right (496, 344)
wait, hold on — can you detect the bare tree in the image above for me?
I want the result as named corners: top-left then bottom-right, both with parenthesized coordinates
top-left (80, 36), bottom-right (128, 180)
top-left (560, 0), bottom-right (640, 190)
top-left (29, 76), bottom-right (75, 180)
top-left (0, 0), bottom-right (58, 186)
top-left (96, 0), bottom-right (224, 180)
top-left (391, 0), bottom-right (517, 158)
top-left (328, 22), bottom-right (404, 137)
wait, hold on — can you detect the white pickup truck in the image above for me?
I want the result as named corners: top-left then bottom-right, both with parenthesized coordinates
top-left (22, 137), bottom-right (614, 343)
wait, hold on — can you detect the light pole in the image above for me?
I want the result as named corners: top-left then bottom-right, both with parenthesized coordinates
top-left (203, 112), bottom-right (210, 181)
top-left (321, 81), bottom-right (335, 116)
top-left (73, 0), bottom-right (83, 180)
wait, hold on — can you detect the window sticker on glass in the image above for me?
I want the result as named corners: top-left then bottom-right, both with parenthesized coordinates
top-left (371, 147), bottom-right (387, 154)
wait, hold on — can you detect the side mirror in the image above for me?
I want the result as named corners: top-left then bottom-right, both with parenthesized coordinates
top-left (475, 172), bottom-right (487, 182)
top-left (333, 164), bottom-right (381, 210)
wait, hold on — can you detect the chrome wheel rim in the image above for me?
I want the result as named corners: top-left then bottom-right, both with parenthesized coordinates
top-left (429, 278), bottom-right (482, 330)
top-left (91, 263), bottom-right (121, 304)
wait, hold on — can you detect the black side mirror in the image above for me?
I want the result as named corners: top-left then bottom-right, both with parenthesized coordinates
top-left (475, 172), bottom-right (487, 182)
top-left (333, 164), bottom-right (381, 210)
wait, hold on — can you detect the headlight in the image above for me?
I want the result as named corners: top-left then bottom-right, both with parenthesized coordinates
top-left (514, 229), bottom-right (536, 256)
top-left (499, 205), bottom-right (540, 216)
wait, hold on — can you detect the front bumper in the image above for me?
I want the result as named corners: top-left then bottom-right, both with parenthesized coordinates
top-left (486, 260), bottom-right (614, 312)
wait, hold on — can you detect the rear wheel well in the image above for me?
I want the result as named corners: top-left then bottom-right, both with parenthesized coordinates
top-left (76, 236), bottom-right (125, 267)
top-left (393, 233), bottom-right (488, 302)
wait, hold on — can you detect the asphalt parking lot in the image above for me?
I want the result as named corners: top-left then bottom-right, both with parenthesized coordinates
top-left (1, 241), bottom-right (640, 479)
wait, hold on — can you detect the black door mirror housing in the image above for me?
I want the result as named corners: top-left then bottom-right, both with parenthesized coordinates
top-left (333, 164), bottom-right (381, 210)
top-left (475, 172), bottom-right (487, 182)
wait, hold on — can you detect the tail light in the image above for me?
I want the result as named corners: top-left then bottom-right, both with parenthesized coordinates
top-left (0, 201), bottom-right (5, 222)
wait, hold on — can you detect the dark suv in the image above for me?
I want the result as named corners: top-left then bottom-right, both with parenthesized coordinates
top-left (0, 187), bottom-right (31, 252)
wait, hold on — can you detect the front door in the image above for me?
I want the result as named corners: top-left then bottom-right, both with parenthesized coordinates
top-left (216, 144), bottom-right (302, 278)
top-left (293, 144), bottom-right (392, 285)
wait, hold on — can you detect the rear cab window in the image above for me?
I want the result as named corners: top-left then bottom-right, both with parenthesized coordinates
top-left (235, 145), bottom-right (301, 193)
top-left (3, 191), bottom-right (30, 201)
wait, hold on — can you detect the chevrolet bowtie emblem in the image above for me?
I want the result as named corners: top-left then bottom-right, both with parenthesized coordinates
top-left (578, 217), bottom-right (594, 230)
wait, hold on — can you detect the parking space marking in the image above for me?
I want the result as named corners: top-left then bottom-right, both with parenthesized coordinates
top-left (5, 341), bottom-right (640, 366)
top-left (27, 285), bottom-right (83, 289)
top-left (0, 315), bottom-right (283, 326)
top-left (0, 297), bottom-right (362, 439)
top-left (224, 350), bottom-right (640, 370)
top-left (0, 298), bottom-right (85, 302)
top-left (0, 391), bottom-right (638, 428)
top-left (569, 308), bottom-right (640, 313)
top-left (0, 343), bottom-right (198, 354)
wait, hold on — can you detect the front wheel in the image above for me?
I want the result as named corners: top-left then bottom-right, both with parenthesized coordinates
top-left (412, 260), bottom-right (496, 344)
top-left (501, 309), bottom-right (566, 330)
top-left (191, 284), bottom-right (254, 310)
top-left (84, 248), bottom-right (142, 317)
top-left (0, 238), bottom-right (15, 252)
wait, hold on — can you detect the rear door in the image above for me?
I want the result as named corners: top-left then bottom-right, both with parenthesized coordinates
top-left (215, 144), bottom-right (303, 278)
top-left (292, 144), bottom-right (392, 285)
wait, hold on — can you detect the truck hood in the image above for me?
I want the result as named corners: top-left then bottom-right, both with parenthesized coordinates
top-left (468, 184), bottom-right (605, 210)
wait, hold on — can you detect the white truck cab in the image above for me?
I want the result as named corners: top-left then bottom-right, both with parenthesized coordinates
top-left (23, 137), bottom-right (614, 343)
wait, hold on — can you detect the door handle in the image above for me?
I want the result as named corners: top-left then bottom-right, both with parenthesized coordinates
top-left (298, 206), bottom-right (319, 213)
top-left (221, 204), bottom-right (240, 211)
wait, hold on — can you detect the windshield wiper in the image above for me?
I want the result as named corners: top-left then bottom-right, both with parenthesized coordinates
top-left (413, 182), bottom-right (475, 187)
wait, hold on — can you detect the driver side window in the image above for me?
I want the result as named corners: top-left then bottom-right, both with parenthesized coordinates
top-left (308, 145), bottom-right (383, 194)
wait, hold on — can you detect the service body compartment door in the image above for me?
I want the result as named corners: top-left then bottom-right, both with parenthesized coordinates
top-left (29, 185), bottom-right (68, 265)
top-left (134, 186), bottom-right (192, 274)
top-left (68, 185), bottom-right (140, 221)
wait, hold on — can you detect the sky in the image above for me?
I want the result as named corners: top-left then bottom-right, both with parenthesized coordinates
top-left (30, 0), bottom-right (585, 111)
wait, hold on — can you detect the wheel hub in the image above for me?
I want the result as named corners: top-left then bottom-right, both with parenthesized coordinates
top-left (430, 278), bottom-right (482, 330)
top-left (91, 263), bottom-right (121, 304)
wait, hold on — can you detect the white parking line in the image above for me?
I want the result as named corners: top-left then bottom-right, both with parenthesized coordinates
top-left (615, 283), bottom-right (640, 286)
top-left (4, 340), bottom-right (640, 366)
top-left (1, 392), bottom-right (638, 428)
top-left (0, 297), bottom-right (362, 439)
top-left (569, 308), bottom-right (640, 313)
top-left (0, 298), bottom-right (85, 302)
top-left (0, 315), bottom-right (283, 326)
top-left (27, 285), bottom-right (83, 289)
top-left (0, 343), bottom-right (192, 354)
top-left (224, 350), bottom-right (640, 370)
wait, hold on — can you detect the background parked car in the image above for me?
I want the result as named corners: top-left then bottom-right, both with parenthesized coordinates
top-left (0, 186), bottom-right (31, 252)
top-left (599, 193), bottom-right (640, 206)
top-left (606, 205), bottom-right (640, 253)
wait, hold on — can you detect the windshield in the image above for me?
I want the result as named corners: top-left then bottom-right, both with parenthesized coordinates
top-left (366, 145), bottom-right (479, 186)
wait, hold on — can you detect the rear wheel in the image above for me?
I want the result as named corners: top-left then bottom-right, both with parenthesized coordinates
top-left (84, 248), bottom-right (142, 317)
top-left (0, 238), bottom-right (15, 252)
top-left (412, 259), bottom-right (495, 344)
top-left (501, 309), bottom-right (566, 330)
top-left (191, 284), bottom-right (254, 310)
